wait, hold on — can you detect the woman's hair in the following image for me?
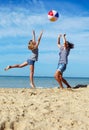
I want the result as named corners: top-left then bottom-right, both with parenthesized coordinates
top-left (67, 41), bottom-right (74, 49)
top-left (28, 40), bottom-right (34, 50)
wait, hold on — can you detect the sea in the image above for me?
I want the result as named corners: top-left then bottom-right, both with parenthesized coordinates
top-left (0, 76), bottom-right (89, 88)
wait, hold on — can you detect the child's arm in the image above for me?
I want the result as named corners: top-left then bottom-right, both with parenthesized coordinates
top-left (57, 34), bottom-right (62, 48)
top-left (38, 31), bottom-right (43, 44)
top-left (63, 34), bottom-right (67, 48)
top-left (35, 30), bottom-right (43, 48)
top-left (32, 30), bottom-right (36, 42)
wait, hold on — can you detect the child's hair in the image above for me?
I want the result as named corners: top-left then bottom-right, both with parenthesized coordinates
top-left (67, 41), bottom-right (74, 49)
top-left (28, 40), bottom-right (34, 50)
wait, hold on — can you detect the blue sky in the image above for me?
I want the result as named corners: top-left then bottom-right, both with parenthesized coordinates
top-left (0, 0), bottom-right (89, 77)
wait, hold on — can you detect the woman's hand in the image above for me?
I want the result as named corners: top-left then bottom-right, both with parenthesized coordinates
top-left (58, 34), bottom-right (62, 38)
top-left (63, 34), bottom-right (66, 37)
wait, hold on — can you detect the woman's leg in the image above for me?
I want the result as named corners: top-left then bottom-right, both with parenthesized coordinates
top-left (54, 70), bottom-right (64, 89)
top-left (29, 65), bottom-right (35, 88)
top-left (62, 77), bottom-right (71, 88)
top-left (4, 62), bottom-right (28, 71)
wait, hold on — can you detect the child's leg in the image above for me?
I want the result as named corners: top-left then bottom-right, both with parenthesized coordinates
top-left (4, 62), bottom-right (28, 71)
top-left (29, 64), bottom-right (35, 88)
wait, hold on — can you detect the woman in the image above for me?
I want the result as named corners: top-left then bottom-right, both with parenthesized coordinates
top-left (54, 34), bottom-right (74, 89)
top-left (4, 30), bottom-right (43, 88)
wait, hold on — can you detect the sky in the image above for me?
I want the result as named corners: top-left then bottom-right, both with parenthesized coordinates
top-left (0, 0), bottom-right (89, 77)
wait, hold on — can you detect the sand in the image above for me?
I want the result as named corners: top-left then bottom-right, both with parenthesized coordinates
top-left (0, 86), bottom-right (89, 130)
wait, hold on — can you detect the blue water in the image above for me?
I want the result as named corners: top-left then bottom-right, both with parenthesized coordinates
top-left (0, 76), bottom-right (89, 88)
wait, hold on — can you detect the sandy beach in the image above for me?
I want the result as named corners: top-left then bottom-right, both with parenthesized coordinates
top-left (0, 86), bottom-right (89, 130)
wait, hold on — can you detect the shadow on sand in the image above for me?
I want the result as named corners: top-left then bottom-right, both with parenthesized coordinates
top-left (73, 84), bottom-right (87, 89)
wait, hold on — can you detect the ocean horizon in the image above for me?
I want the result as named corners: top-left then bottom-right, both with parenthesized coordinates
top-left (0, 76), bottom-right (89, 88)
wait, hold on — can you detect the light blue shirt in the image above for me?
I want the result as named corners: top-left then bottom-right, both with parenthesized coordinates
top-left (30, 48), bottom-right (38, 61)
top-left (58, 46), bottom-right (70, 64)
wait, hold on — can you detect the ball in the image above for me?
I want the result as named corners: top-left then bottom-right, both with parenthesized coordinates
top-left (48, 10), bottom-right (59, 22)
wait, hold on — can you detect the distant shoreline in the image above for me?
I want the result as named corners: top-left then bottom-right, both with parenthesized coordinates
top-left (0, 75), bottom-right (89, 79)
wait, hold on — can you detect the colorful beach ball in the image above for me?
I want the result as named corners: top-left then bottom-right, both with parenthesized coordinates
top-left (48, 10), bottom-right (59, 22)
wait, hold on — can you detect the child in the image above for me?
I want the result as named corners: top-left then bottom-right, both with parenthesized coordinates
top-left (4, 30), bottom-right (43, 88)
top-left (54, 34), bottom-right (74, 89)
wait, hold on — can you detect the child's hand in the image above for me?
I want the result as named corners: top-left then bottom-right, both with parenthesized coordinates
top-left (41, 30), bottom-right (43, 35)
top-left (32, 30), bottom-right (35, 35)
top-left (40, 30), bottom-right (43, 37)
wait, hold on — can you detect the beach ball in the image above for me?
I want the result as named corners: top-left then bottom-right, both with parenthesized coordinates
top-left (48, 10), bottom-right (59, 22)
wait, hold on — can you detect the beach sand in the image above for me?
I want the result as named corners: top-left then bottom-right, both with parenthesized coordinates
top-left (0, 86), bottom-right (89, 130)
